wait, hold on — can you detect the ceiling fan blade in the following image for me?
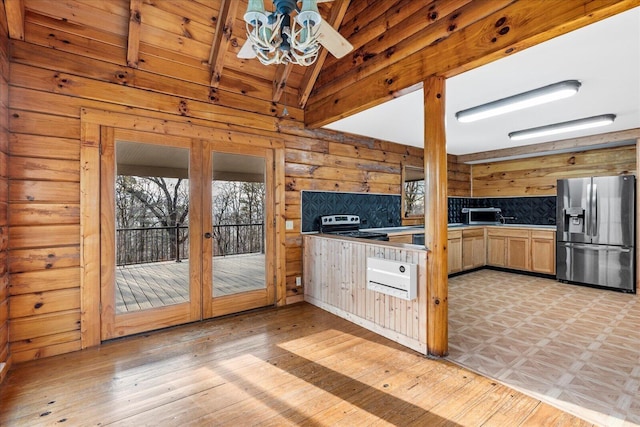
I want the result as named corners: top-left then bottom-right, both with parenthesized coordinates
top-left (316, 19), bottom-right (353, 59)
top-left (237, 39), bottom-right (257, 59)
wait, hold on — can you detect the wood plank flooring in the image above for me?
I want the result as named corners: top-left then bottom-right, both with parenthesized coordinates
top-left (0, 303), bottom-right (592, 426)
top-left (116, 254), bottom-right (265, 313)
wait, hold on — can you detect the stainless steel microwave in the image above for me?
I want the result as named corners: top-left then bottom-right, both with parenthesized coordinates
top-left (462, 207), bottom-right (502, 225)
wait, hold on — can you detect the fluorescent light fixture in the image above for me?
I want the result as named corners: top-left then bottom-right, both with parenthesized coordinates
top-left (508, 114), bottom-right (616, 141)
top-left (455, 80), bottom-right (582, 123)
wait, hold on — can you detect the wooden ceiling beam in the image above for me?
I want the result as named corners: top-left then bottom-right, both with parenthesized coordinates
top-left (296, 0), bottom-right (350, 108)
top-left (315, 0), bottom-right (474, 91)
top-left (4, 0), bottom-right (25, 40)
top-left (209, 0), bottom-right (240, 88)
top-left (305, 0), bottom-right (638, 128)
top-left (126, 0), bottom-right (142, 68)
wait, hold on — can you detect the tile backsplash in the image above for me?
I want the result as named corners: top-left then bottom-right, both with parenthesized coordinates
top-left (448, 196), bottom-right (557, 225)
top-left (301, 191), bottom-right (556, 232)
top-left (301, 191), bottom-right (401, 232)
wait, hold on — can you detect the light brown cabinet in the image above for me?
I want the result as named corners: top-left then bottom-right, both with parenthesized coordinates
top-left (487, 227), bottom-right (530, 270)
top-left (387, 234), bottom-right (414, 244)
top-left (486, 227), bottom-right (555, 274)
top-left (486, 234), bottom-right (507, 267)
top-left (530, 230), bottom-right (556, 274)
top-left (448, 230), bottom-right (462, 274)
top-left (506, 233), bottom-right (530, 271)
top-left (462, 228), bottom-right (485, 270)
top-left (397, 225), bottom-right (555, 276)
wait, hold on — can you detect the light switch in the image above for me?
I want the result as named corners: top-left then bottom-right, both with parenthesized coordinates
top-left (285, 220), bottom-right (294, 230)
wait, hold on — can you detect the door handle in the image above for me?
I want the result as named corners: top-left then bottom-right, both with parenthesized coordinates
top-left (204, 232), bottom-right (212, 239)
top-left (591, 183), bottom-right (597, 237)
top-left (559, 242), bottom-right (631, 253)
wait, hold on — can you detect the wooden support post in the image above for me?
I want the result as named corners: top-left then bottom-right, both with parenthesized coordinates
top-left (424, 76), bottom-right (448, 357)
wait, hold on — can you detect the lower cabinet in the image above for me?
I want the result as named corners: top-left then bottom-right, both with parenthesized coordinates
top-left (462, 228), bottom-right (485, 270)
top-left (530, 230), bottom-right (556, 274)
top-left (448, 230), bottom-right (462, 274)
top-left (387, 234), bottom-right (414, 244)
top-left (486, 234), bottom-right (506, 267)
top-left (488, 228), bottom-right (530, 270)
top-left (506, 232), bottom-right (530, 271)
top-left (486, 227), bottom-right (555, 274)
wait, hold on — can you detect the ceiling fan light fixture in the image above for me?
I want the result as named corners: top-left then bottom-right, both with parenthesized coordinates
top-left (243, 0), bottom-right (322, 66)
top-left (508, 114), bottom-right (616, 141)
top-left (244, 0), bottom-right (268, 25)
top-left (456, 80), bottom-right (582, 123)
top-left (239, 0), bottom-right (353, 66)
top-left (297, 0), bottom-right (321, 27)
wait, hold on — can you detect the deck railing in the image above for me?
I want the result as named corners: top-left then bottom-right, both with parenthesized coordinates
top-left (116, 223), bottom-right (264, 266)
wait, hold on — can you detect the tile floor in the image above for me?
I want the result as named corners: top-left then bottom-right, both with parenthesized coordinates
top-left (447, 269), bottom-right (640, 427)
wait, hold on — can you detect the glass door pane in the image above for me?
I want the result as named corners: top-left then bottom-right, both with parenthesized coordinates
top-left (203, 145), bottom-right (275, 319)
top-left (115, 141), bottom-right (192, 313)
top-left (211, 152), bottom-right (266, 297)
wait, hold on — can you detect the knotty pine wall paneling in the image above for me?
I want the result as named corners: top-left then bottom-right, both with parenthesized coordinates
top-left (448, 154), bottom-right (471, 197)
top-left (5, 3), bottom-right (487, 362)
top-left (471, 145), bottom-right (637, 197)
top-left (6, 28), bottom-right (428, 360)
top-left (0, 5), bottom-right (9, 381)
top-left (283, 135), bottom-right (424, 302)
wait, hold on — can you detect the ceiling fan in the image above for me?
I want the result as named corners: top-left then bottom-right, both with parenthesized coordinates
top-left (238, 0), bottom-right (353, 66)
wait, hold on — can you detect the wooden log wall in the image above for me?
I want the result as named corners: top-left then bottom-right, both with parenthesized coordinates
top-left (5, 33), bottom-right (428, 360)
top-left (3, 0), bottom-right (625, 364)
top-left (284, 134), bottom-right (424, 302)
top-left (303, 235), bottom-right (428, 354)
top-left (447, 154), bottom-right (471, 197)
top-left (471, 145), bottom-right (637, 197)
top-left (0, 6), bottom-right (9, 381)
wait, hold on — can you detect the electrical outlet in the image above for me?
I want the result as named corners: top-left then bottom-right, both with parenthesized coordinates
top-left (295, 276), bottom-right (302, 287)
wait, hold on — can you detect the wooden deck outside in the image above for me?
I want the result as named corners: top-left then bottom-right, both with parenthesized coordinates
top-left (116, 253), bottom-right (265, 313)
top-left (0, 303), bottom-right (591, 426)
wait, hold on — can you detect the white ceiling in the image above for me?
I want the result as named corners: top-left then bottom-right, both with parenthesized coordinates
top-left (324, 7), bottom-right (640, 156)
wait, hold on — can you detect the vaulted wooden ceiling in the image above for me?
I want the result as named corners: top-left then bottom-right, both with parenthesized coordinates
top-left (2, 0), bottom-right (636, 133)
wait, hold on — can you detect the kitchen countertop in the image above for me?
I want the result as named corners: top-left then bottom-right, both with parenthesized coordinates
top-left (367, 224), bottom-right (557, 233)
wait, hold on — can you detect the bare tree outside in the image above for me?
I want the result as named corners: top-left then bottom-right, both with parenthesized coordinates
top-left (212, 181), bottom-right (265, 256)
top-left (116, 175), bottom-right (190, 265)
top-left (115, 176), bottom-right (266, 264)
top-left (404, 179), bottom-right (425, 217)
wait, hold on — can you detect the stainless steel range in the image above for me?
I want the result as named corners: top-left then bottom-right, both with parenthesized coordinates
top-left (319, 215), bottom-right (389, 241)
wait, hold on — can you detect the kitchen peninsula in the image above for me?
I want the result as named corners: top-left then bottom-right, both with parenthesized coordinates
top-left (303, 223), bottom-right (556, 355)
top-left (303, 234), bottom-right (428, 354)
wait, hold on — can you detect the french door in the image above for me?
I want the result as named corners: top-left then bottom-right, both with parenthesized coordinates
top-left (202, 141), bottom-right (275, 318)
top-left (100, 129), bottom-right (275, 340)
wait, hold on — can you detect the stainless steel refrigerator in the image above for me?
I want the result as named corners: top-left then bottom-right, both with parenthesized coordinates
top-left (556, 175), bottom-right (636, 293)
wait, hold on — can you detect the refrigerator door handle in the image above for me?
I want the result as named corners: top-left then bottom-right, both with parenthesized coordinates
top-left (558, 242), bottom-right (632, 253)
top-left (586, 183), bottom-right (592, 236)
top-left (591, 183), bottom-right (597, 238)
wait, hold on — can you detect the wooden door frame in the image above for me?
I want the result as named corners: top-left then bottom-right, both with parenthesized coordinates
top-left (80, 108), bottom-right (286, 348)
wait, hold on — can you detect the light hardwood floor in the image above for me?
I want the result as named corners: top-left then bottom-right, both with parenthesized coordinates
top-left (0, 303), bottom-right (591, 426)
